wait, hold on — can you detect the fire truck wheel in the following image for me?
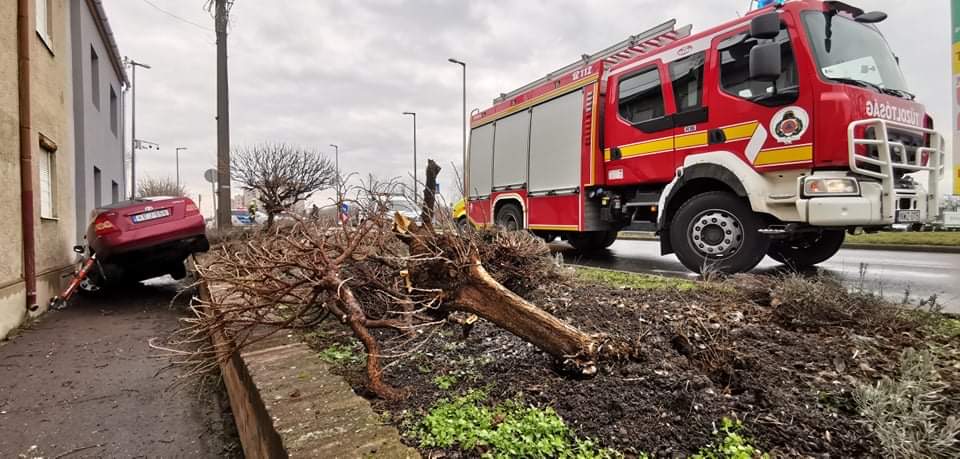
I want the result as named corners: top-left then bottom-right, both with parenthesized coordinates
top-left (457, 217), bottom-right (470, 233)
top-left (768, 230), bottom-right (845, 268)
top-left (495, 203), bottom-right (524, 231)
top-left (670, 191), bottom-right (770, 274)
top-left (568, 231), bottom-right (618, 251)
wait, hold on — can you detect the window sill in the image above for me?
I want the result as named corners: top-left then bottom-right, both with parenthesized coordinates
top-left (40, 216), bottom-right (59, 222)
top-left (36, 31), bottom-right (55, 56)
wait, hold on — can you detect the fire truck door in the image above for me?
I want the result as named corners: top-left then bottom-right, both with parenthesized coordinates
top-left (604, 62), bottom-right (676, 185)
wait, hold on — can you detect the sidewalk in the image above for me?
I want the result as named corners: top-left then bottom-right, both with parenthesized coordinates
top-left (0, 279), bottom-right (238, 458)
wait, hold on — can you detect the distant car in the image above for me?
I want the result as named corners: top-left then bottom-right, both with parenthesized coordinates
top-left (231, 209), bottom-right (267, 226)
top-left (387, 196), bottom-right (420, 223)
top-left (86, 196), bottom-right (209, 284)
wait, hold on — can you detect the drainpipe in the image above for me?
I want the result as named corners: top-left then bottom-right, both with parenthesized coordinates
top-left (18, 0), bottom-right (38, 311)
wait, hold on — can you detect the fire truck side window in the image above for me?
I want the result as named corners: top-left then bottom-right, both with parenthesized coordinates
top-left (618, 66), bottom-right (665, 124)
top-left (669, 52), bottom-right (706, 112)
top-left (719, 28), bottom-right (798, 105)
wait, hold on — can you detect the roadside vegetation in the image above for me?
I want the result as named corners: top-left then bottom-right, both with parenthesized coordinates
top-left (846, 231), bottom-right (960, 247)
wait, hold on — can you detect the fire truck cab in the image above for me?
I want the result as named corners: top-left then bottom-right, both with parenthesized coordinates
top-left (463, 0), bottom-right (945, 274)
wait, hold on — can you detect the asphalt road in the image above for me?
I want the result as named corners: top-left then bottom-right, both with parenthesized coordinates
top-left (556, 239), bottom-right (960, 314)
top-left (0, 278), bottom-right (239, 458)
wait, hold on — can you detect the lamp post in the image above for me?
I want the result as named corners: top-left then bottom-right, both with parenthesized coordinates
top-left (402, 111), bottom-right (417, 205)
top-left (329, 143), bottom-right (339, 196)
top-left (125, 57), bottom-right (151, 199)
top-left (175, 147), bottom-right (187, 189)
top-left (448, 58), bottom-right (466, 198)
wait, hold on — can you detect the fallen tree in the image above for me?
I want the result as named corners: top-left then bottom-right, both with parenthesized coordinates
top-left (188, 161), bottom-right (624, 399)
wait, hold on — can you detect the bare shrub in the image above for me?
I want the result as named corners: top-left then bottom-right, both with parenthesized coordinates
top-left (855, 348), bottom-right (960, 458)
top-left (137, 176), bottom-right (186, 198)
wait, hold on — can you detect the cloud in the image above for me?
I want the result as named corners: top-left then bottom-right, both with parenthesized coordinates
top-left (104, 0), bottom-right (954, 216)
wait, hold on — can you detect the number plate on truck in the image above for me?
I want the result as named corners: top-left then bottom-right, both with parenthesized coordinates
top-left (896, 210), bottom-right (921, 223)
top-left (132, 208), bottom-right (171, 223)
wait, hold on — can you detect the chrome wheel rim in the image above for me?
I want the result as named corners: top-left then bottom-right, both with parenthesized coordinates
top-left (688, 209), bottom-right (744, 258)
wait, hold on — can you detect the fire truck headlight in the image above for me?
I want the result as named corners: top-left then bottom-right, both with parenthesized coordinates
top-left (803, 177), bottom-right (861, 197)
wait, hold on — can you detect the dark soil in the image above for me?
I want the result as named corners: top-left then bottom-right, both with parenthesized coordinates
top-left (307, 273), bottom-right (959, 458)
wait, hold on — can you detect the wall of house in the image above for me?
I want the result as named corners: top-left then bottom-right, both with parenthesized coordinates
top-left (1, 0), bottom-right (77, 340)
top-left (71, 0), bottom-right (125, 241)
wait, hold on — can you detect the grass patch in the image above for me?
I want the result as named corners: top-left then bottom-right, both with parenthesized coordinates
top-left (413, 390), bottom-right (621, 458)
top-left (318, 342), bottom-right (363, 365)
top-left (575, 267), bottom-right (696, 291)
top-left (846, 231), bottom-right (960, 247)
top-left (691, 418), bottom-right (770, 459)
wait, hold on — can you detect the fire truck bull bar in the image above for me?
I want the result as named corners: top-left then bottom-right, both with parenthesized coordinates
top-left (841, 118), bottom-right (946, 225)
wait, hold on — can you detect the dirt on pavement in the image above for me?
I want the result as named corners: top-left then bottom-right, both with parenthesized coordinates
top-left (0, 278), bottom-right (240, 458)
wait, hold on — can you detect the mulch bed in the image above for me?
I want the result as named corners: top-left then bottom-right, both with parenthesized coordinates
top-left (307, 273), bottom-right (959, 458)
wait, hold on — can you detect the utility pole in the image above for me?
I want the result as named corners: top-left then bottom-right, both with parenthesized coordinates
top-left (402, 112), bottom-right (417, 204)
top-left (125, 57), bottom-right (150, 199)
top-left (448, 58), bottom-right (467, 198)
top-left (329, 143), bottom-right (339, 195)
top-left (215, 0), bottom-right (234, 228)
top-left (175, 147), bottom-right (187, 189)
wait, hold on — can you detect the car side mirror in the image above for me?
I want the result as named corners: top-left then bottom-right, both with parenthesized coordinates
top-left (750, 42), bottom-right (782, 82)
top-left (73, 245), bottom-right (85, 254)
top-left (750, 12), bottom-right (780, 39)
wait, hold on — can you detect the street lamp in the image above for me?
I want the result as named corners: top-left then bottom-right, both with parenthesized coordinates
top-left (402, 111), bottom-right (417, 204)
top-left (175, 147), bottom-right (187, 189)
top-left (448, 58), bottom-right (467, 198)
top-left (125, 57), bottom-right (151, 200)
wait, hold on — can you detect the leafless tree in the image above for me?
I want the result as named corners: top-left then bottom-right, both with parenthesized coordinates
top-left (137, 176), bottom-right (186, 198)
top-left (231, 143), bottom-right (336, 226)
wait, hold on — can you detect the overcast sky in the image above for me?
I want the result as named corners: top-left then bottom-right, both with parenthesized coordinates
top-left (103, 0), bottom-right (953, 213)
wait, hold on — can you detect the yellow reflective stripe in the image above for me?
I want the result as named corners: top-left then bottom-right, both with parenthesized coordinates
top-left (605, 136), bottom-right (674, 160)
top-left (675, 132), bottom-right (708, 150)
top-left (528, 224), bottom-right (579, 231)
top-left (754, 145), bottom-right (813, 166)
top-left (722, 121), bottom-right (759, 141)
top-left (472, 74), bottom-right (599, 128)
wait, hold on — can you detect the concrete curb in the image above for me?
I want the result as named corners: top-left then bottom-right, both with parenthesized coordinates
top-left (617, 232), bottom-right (960, 254)
top-left (199, 282), bottom-right (419, 459)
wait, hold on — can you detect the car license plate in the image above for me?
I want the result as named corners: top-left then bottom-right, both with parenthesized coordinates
top-left (896, 209), bottom-right (921, 223)
top-left (132, 208), bottom-right (171, 223)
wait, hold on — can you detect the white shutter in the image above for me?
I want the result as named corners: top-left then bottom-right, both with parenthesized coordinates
top-left (39, 151), bottom-right (53, 218)
top-left (35, 0), bottom-right (48, 41)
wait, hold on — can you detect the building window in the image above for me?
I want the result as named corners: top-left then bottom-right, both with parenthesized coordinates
top-left (112, 181), bottom-right (119, 203)
top-left (618, 66), bottom-right (665, 124)
top-left (35, 0), bottom-right (52, 49)
top-left (39, 142), bottom-right (57, 219)
top-left (91, 47), bottom-right (100, 110)
top-left (669, 52), bottom-right (706, 113)
top-left (94, 167), bottom-right (102, 208)
top-left (109, 86), bottom-right (118, 135)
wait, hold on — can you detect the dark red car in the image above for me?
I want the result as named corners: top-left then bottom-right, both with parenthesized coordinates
top-left (86, 196), bottom-right (209, 285)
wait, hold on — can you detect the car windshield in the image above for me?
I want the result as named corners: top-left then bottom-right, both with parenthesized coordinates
top-left (802, 11), bottom-right (909, 94)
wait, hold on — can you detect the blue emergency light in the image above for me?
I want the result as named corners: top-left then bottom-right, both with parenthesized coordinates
top-left (756, 0), bottom-right (784, 8)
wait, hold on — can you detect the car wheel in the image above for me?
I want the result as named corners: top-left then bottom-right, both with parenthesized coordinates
top-left (495, 203), bottom-right (523, 231)
top-left (669, 191), bottom-right (769, 274)
top-left (169, 262), bottom-right (187, 280)
top-left (768, 230), bottom-right (845, 268)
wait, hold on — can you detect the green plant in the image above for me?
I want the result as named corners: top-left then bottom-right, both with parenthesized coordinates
top-left (691, 418), bottom-right (769, 459)
top-left (855, 348), bottom-right (960, 458)
top-left (575, 267), bottom-right (696, 291)
top-left (434, 373), bottom-right (460, 390)
top-left (413, 391), bottom-right (620, 458)
top-left (318, 342), bottom-right (362, 365)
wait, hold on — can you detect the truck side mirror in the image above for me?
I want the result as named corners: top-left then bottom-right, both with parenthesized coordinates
top-left (749, 42), bottom-right (782, 82)
top-left (750, 12), bottom-right (780, 39)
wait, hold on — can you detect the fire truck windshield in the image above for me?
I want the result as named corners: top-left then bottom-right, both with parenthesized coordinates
top-left (802, 11), bottom-right (910, 97)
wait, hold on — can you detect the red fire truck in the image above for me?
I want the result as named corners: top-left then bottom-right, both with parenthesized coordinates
top-left (463, 0), bottom-right (945, 274)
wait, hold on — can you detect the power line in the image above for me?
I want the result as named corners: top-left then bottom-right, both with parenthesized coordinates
top-left (141, 0), bottom-right (214, 33)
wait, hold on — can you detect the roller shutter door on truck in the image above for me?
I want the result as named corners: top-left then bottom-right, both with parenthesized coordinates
top-left (528, 89), bottom-right (584, 194)
top-left (468, 123), bottom-right (494, 198)
top-left (492, 110), bottom-right (530, 189)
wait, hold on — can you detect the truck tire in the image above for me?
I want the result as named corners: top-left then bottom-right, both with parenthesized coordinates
top-left (495, 203), bottom-right (523, 231)
top-left (568, 231), bottom-right (618, 251)
top-left (669, 191), bottom-right (769, 274)
top-left (768, 230), bottom-right (845, 268)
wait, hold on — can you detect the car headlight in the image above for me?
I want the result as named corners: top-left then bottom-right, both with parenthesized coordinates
top-left (803, 177), bottom-right (860, 197)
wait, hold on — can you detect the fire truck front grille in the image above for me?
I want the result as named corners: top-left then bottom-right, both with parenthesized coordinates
top-left (862, 127), bottom-right (925, 178)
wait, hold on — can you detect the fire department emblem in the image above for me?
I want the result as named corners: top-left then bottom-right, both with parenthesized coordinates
top-left (769, 106), bottom-right (809, 145)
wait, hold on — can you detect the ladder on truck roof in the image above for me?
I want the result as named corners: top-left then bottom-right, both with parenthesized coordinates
top-left (494, 20), bottom-right (694, 104)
